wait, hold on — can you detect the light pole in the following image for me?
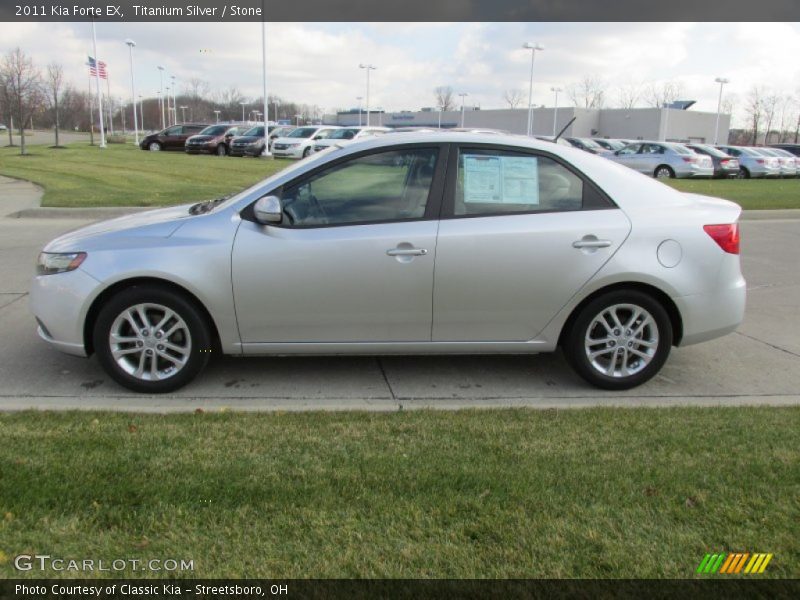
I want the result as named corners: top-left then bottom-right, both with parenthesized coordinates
top-left (714, 77), bottom-right (729, 145)
top-left (157, 65), bottom-right (165, 129)
top-left (165, 85), bottom-right (171, 125)
top-left (170, 75), bottom-right (177, 125)
top-left (359, 63), bottom-right (376, 126)
top-left (295, 114), bottom-right (302, 126)
top-left (459, 92), bottom-right (468, 127)
top-left (261, 17), bottom-right (271, 157)
top-left (550, 86), bottom-right (562, 137)
top-left (356, 96), bottom-right (363, 126)
top-left (138, 94), bottom-right (144, 131)
top-left (438, 104), bottom-right (442, 129)
top-left (91, 18), bottom-right (106, 148)
top-left (523, 42), bottom-right (544, 136)
top-left (240, 102), bottom-right (247, 123)
top-left (179, 105), bottom-right (188, 123)
top-left (125, 39), bottom-right (139, 145)
top-left (214, 110), bottom-right (221, 123)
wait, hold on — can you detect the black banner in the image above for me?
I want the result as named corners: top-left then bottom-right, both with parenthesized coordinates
top-left (2, 579), bottom-right (800, 600)
top-left (1, 0), bottom-right (799, 22)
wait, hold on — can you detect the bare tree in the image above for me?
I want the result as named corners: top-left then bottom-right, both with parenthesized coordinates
top-left (0, 47), bottom-right (44, 155)
top-left (744, 86), bottom-right (765, 145)
top-left (644, 80), bottom-right (685, 108)
top-left (0, 76), bottom-right (13, 146)
top-left (434, 86), bottom-right (455, 111)
top-left (762, 93), bottom-right (779, 144)
top-left (615, 81), bottom-right (644, 109)
top-left (46, 62), bottom-right (64, 147)
top-left (502, 89), bottom-right (525, 109)
top-left (567, 75), bottom-right (605, 109)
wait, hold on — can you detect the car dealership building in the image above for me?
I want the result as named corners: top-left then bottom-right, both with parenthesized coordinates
top-left (328, 105), bottom-right (731, 144)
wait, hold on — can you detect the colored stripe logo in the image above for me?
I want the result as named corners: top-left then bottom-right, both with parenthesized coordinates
top-left (697, 553), bottom-right (773, 574)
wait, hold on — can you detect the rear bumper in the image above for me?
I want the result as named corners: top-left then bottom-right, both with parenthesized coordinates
top-left (674, 269), bottom-right (746, 347)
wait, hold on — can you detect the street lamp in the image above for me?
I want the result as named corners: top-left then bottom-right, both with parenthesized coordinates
top-left (359, 63), bottom-right (376, 126)
top-left (124, 39), bottom-right (139, 145)
top-left (179, 105), bottom-right (188, 123)
top-left (170, 75), bottom-right (177, 125)
top-left (165, 85), bottom-right (171, 126)
top-left (240, 102), bottom-right (247, 122)
top-left (213, 110), bottom-right (221, 123)
top-left (356, 96), bottom-right (363, 126)
top-left (138, 94), bottom-right (144, 131)
top-left (523, 42), bottom-right (544, 136)
top-left (261, 18), bottom-right (271, 157)
top-left (550, 86), bottom-right (562, 137)
top-left (714, 77), bottom-right (729, 145)
top-left (157, 65), bottom-right (165, 129)
top-left (458, 92), bottom-right (468, 127)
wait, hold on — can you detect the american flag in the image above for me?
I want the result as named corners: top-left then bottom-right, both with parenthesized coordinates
top-left (87, 56), bottom-right (107, 79)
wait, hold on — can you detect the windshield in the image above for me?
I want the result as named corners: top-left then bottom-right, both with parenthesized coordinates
top-left (579, 138), bottom-right (602, 149)
top-left (691, 145), bottom-right (728, 158)
top-left (243, 126), bottom-right (264, 137)
top-left (199, 125), bottom-right (229, 136)
top-left (288, 127), bottom-right (317, 138)
top-left (328, 129), bottom-right (358, 140)
top-left (739, 147), bottom-right (761, 157)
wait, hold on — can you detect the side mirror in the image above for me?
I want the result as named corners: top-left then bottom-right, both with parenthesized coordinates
top-left (253, 195), bottom-right (283, 224)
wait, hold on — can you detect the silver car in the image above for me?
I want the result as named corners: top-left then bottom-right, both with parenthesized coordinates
top-left (30, 133), bottom-right (746, 393)
top-left (755, 147), bottom-right (798, 178)
top-left (609, 141), bottom-right (714, 179)
top-left (716, 145), bottom-right (781, 179)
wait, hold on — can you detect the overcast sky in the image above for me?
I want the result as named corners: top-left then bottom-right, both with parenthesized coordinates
top-left (3, 21), bottom-right (799, 125)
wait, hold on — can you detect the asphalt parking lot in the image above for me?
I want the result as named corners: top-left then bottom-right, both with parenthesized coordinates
top-left (1, 204), bottom-right (798, 412)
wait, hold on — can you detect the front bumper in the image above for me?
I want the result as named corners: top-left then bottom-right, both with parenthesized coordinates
top-left (230, 145), bottom-right (263, 156)
top-left (185, 144), bottom-right (214, 154)
top-left (29, 268), bottom-right (101, 357)
top-left (271, 145), bottom-right (305, 158)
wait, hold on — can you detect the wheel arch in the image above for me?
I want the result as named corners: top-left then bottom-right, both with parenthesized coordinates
top-left (557, 281), bottom-right (683, 348)
top-left (83, 277), bottom-right (222, 356)
top-left (654, 164), bottom-right (675, 178)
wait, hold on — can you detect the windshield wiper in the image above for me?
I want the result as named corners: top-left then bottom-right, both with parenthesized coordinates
top-left (189, 195), bottom-right (229, 215)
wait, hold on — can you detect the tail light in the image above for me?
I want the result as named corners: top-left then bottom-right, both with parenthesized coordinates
top-left (704, 224), bottom-right (740, 254)
top-left (755, 159), bottom-right (765, 164)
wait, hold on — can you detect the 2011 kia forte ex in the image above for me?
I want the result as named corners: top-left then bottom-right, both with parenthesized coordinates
top-left (29, 133), bottom-right (746, 393)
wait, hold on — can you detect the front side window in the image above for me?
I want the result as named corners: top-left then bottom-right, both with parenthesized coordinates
top-left (280, 147), bottom-right (439, 227)
top-left (164, 126), bottom-right (182, 136)
top-left (454, 149), bottom-right (586, 216)
top-left (617, 144), bottom-right (640, 156)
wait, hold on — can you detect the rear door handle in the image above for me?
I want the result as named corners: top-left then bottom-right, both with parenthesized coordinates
top-left (387, 247), bottom-right (428, 256)
top-left (572, 239), bottom-right (612, 249)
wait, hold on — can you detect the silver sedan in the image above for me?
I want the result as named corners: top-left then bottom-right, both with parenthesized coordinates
top-left (30, 133), bottom-right (746, 393)
top-left (609, 141), bottom-right (714, 178)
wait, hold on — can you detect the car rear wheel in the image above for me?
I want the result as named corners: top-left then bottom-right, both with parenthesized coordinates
top-left (563, 290), bottom-right (673, 390)
top-left (738, 167), bottom-right (750, 179)
top-left (93, 285), bottom-right (212, 393)
top-left (216, 144), bottom-right (227, 156)
top-left (148, 142), bottom-right (162, 152)
top-left (654, 165), bottom-right (674, 179)
top-left (302, 147), bottom-right (311, 158)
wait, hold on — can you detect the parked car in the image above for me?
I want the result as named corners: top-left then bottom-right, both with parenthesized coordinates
top-left (271, 126), bottom-right (341, 158)
top-left (30, 133), bottom-right (745, 393)
top-left (716, 145), bottom-right (781, 178)
top-left (754, 147), bottom-right (797, 178)
top-left (685, 144), bottom-right (740, 179)
top-left (592, 139), bottom-right (626, 152)
top-left (768, 147), bottom-right (800, 177)
top-left (139, 124), bottom-right (208, 151)
top-left (565, 137), bottom-right (613, 156)
top-left (267, 126), bottom-right (295, 150)
top-left (610, 142), bottom-right (713, 178)
top-left (229, 126), bottom-right (267, 157)
top-left (0, 123), bottom-right (7, 131)
top-left (185, 124), bottom-right (247, 156)
top-left (768, 143), bottom-right (800, 157)
top-left (312, 126), bottom-right (390, 152)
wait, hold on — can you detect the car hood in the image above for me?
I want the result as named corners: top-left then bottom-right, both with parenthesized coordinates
top-left (232, 136), bottom-right (262, 143)
top-left (44, 204), bottom-right (195, 252)
top-left (188, 135), bottom-right (215, 142)
top-left (273, 136), bottom-right (310, 144)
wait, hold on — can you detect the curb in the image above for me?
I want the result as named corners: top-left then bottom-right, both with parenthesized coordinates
top-left (739, 209), bottom-right (800, 221)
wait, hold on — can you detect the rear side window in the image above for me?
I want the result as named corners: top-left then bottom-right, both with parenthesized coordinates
top-left (454, 148), bottom-right (608, 216)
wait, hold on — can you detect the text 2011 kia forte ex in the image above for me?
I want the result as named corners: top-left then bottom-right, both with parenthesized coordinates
top-left (30, 133), bottom-right (745, 393)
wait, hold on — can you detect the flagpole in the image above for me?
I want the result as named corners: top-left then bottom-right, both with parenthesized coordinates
top-left (91, 18), bottom-right (106, 148)
top-left (106, 74), bottom-right (114, 135)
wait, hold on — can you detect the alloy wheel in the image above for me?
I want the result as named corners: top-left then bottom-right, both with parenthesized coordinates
top-left (583, 303), bottom-right (659, 378)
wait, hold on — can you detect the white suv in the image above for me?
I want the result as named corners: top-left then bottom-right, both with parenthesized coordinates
top-left (312, 126), bottom-right (391, 153)
top-left (271, 126), bottom-right (341, 159)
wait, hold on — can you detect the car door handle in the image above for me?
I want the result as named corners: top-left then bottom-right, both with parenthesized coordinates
top-left (572, 239), bottom-right (612, 249)
top-left (387, 247), bottom-right (428, 256)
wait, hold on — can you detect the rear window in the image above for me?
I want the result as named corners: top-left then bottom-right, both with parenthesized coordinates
top-left (200, 125), bottom-right (229, 136)
top-left (691, 145), bottom-right (728, 158)
top-left (669, 144), bottom-right (693, 155)
top-left (288, 128), bottom-right (318, 138)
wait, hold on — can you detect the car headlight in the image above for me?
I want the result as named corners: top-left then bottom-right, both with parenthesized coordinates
top-left (37, 252), bottom-right (87, 275)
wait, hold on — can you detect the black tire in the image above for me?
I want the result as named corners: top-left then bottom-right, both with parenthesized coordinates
top-left (738, 167), bottom-right (750, 179)
top-left (93, 284), bottom-right (212, 393)
top-left (216, 144), bottom-right (227, 156)
top-left (563, 289), bottom-right (673, 390)
top-left (148, 141), bottom-right (162, 152)
top-left (654, 165), bottom-right (674, 179)
top-left (302, 147), bottom-right (311, 158)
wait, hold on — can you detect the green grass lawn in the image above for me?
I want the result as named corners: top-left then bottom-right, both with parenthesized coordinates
top-left (1, 407), bottom-right (797, 579)
top-left (665, 178), bottom-right (800, 210)
top-left (0, 143), bottom-right (286, 208)
top-left (1, 142), bottom-right (799, 209)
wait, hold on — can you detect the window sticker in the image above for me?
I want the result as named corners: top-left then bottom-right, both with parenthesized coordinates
top-left (463, 154), bottom-right (539, 204)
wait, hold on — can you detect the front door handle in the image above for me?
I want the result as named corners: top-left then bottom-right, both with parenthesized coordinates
top-left (572, 237), bottom-right (612, 249)
top-left (387, 247), bottom-right (428, 256)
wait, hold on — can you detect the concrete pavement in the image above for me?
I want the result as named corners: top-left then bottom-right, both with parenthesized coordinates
top-left (0, 209), bottom-right (798, 413)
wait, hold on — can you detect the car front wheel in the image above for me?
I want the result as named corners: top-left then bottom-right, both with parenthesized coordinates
top-left (563, 290), bottom-right (673, 390)
top-left (654, 165), bottom-right (674, 179)
top-left (93, 285), bottom-right (212, 393)
top-left (216, 144), bottom-right (227, 156)
top-left (148, 142), bottom-right (162, 151)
